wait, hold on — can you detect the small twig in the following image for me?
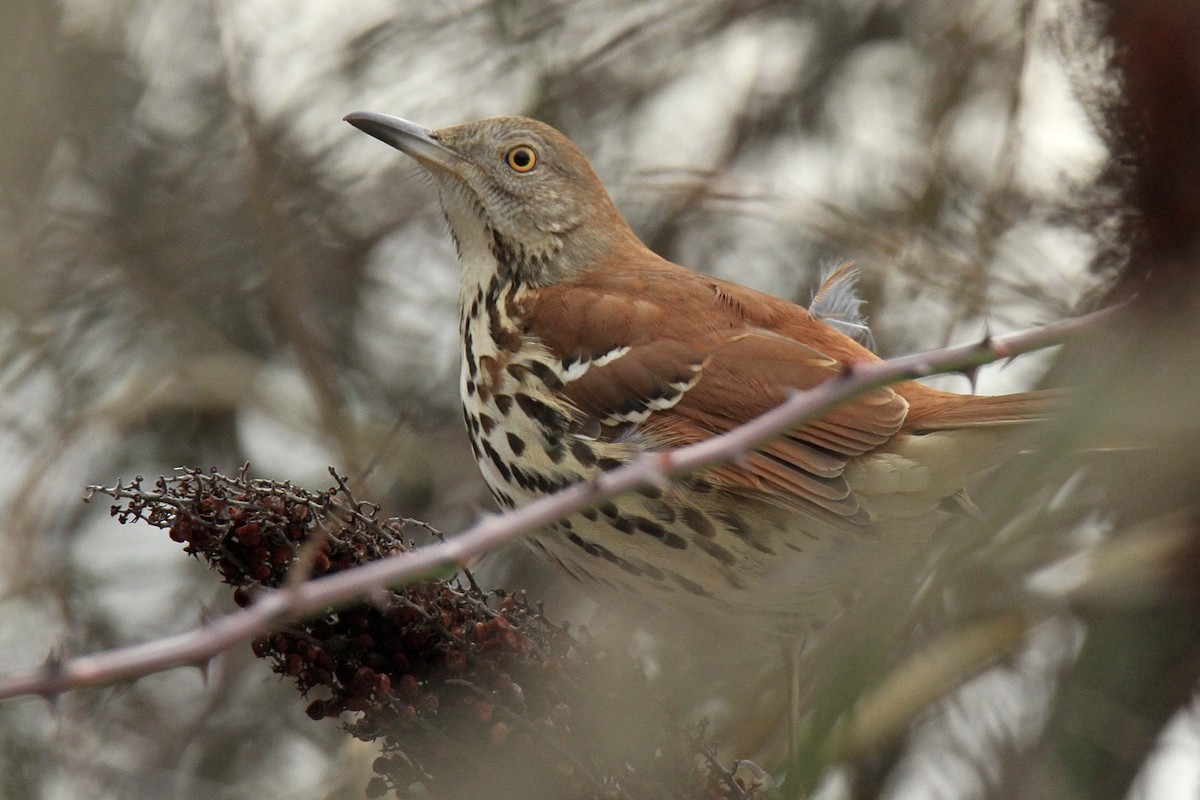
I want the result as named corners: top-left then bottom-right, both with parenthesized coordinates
top-left (700, 744), bottom-right (751, 799)
top-left (0, 305), bottom-right (1120, 701)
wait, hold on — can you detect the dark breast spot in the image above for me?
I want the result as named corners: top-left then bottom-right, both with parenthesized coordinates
top-left (610, 516), bottom-right (635, 534)
top-left (635, 518), bottom-right (688, 549)
top-left (487, 230), bottom-right (519, 284)
top-left (668, 571), bottom-right (711, 597)
top-left (681, 506), bottom-right (716, 538)
top-left (488, 310), bottom-right (520, 354)
top-left (503, 281), bottom-right (521, 317)
top-left (695, 538), bottom-right (736, 566)
top-left (642, 498), bottom-right (675, 524)
top-left (542, 472), bottom-right (568, 491)
top-left (464, 330), bottom-right (477, 379)
top-left (486, 272), bottom-right (503, 305)
top-left (515, 393), bottom-right (564, 431)
top-left (565, 531), bottom-right (644, 576)
top-left (506, 432), bottom-right (526, 457)
top-left (508, 464), bottom-right (534, 491)
top-left (566, 530), bottom-right (599, 556)
top-left (570, 439), bottom-right (597, 468)
top-left (476, 355), bottom-right (498, 402)
top-left (712, 510), bottom-right (746, 537)
top-left (494, 394), bottom-right (514, 415)
top-left (480, 439), bottom-right (512, 483)
top-left (529, 360), bottom-right (563, 390)
top-left (748, 539), bottom-right (777, 555)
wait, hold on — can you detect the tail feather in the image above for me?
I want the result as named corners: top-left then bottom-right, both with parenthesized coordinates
top-left (899, 387), bottom-right (1067, 432)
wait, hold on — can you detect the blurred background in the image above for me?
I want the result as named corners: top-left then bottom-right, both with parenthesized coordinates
top-left (3, 0), bottom-right (1198, 798)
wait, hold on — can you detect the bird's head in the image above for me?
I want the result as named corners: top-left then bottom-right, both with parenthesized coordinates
top-left (345, 112), bottom-right (638, 286)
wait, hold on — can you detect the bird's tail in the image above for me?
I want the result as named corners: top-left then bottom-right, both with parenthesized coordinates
top-left (900, 386), bottom-right (1067, 432)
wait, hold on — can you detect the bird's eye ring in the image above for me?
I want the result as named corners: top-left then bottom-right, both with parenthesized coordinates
top-left (505, 145), bottom-right (538, 173)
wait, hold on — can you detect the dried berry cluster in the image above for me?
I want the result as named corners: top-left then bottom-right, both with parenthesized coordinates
top-left (93, 468), bottom-right (759, 800)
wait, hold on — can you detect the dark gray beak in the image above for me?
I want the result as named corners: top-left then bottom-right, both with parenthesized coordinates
top-left (343, 111), bottom-right (461, 170)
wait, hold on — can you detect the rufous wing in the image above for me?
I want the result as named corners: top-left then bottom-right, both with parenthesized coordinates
top-left (521, 269), bottom-right (909, 520)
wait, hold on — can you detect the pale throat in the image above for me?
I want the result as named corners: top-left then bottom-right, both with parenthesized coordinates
top-left (437, 187), bottom-right (504, 311)
top-left (438, 186), bottom-right (528, 414)
top-left (438, 186), bottom-right (588, 509)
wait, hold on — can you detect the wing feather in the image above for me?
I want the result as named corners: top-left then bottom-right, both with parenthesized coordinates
top-left (519, 267), bottom-right (910, 520)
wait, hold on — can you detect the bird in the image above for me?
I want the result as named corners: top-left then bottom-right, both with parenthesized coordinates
top-left (343, 111), bottom-right (1057, 632)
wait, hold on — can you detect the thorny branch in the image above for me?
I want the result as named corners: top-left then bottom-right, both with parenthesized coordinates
top-left (0, 304), bottom-right (1121, 702)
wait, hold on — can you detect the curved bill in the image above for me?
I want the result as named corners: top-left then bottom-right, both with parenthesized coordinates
top-left (343, 111), bottom-right (461, 170)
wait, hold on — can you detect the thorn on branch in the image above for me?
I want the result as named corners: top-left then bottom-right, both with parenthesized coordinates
top-left (38, 650), bottom-right (65, 711)
top-left (978, 319), bottom-right (994, 351)
top-left (959, 363), bottom-right (982, 393)
top-left (194, 658), bottom-right (213, 686)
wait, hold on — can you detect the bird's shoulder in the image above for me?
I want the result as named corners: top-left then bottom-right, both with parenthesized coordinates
top-left (519, 251), bottom-right (880, 366)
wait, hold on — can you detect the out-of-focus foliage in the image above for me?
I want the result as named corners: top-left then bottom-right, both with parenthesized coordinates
top-left (90, 469), bottom-right (747, 800)
top-left (6, 1), bottom-right (1195, 799)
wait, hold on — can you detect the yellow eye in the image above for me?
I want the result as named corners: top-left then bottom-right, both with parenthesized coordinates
top-left (505, 145), bottom-right (538, 172)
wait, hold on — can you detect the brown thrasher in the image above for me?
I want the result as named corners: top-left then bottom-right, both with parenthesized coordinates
top-left (344, 111), bottom-right (1055, 630)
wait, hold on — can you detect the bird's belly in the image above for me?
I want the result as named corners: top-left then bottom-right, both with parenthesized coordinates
top-left (461, 397), bottom-right (889, 626)
top-left (524, 484), bottom-right (907, 630)
top-left (459, 369), bottom-right (772, 614)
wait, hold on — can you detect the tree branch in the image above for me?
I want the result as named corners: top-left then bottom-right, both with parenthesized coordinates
top-left (0, 304), bottom-right (1122, 702)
